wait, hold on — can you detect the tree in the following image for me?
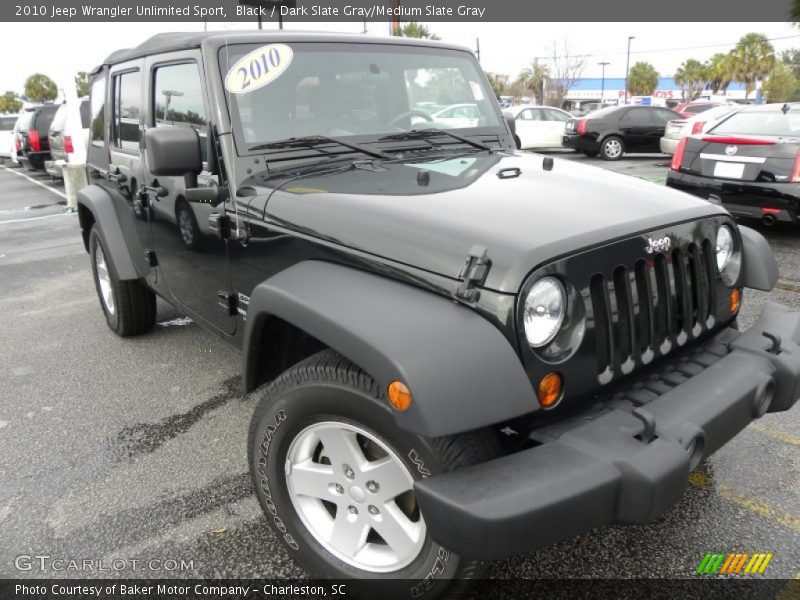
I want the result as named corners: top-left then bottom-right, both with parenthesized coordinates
top-left (0, 91), bottom-right (22, 114)
top-left (780, 49), bottom-right (800, 100)
top-left (674, 59), bottom-right (708, 100)
top-left (627, 62), bottom-right (659, 96)
top-left (544, 38), bottom-right (587, 107)
top-left (764, 60), bottom-right (798, 102)
top-left (515, 60), bottom-right (550, 104)
top-left (396, 22), bottom-right (440, 40)
top-left (75, 71), bottom-right (89, 97)
top-left (24, 73), bottom-right (57, 102)
top-left (705, 53), bottom-right (735, 94)
top-left (730, 33), bottom-right (775, 98)
top-left (484, 72), bottom-right (509, 98)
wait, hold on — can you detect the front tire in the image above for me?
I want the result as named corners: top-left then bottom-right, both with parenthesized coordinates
top-left (89, 226), bottom-right (156, 337)
top-left (248, 350), bottom-right (501, 598)
top-left (600, 136), bottom-right (624, 161)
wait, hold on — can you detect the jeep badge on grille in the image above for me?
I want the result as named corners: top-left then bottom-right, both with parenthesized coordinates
top-left (645, 236), bottom-right (672, 254)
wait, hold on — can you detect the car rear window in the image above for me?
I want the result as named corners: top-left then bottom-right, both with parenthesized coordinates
top-left (50, 105), bottom-right (69, 132)
top-left (18, 111), bottom-right (35, 130)
top-left (711, 111), bottom-right (800, 137)
top-left (80, 99), bottom-right (91, 129)
top-left (683, 104), bottom-right (715, 114)
top-left (34, 105), bottom-right (59, 133)
top-left (0, 116), bottom-right (16, 131)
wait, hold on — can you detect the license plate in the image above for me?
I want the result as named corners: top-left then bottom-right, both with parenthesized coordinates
top-left (713, 161), bottom-right (744, 179)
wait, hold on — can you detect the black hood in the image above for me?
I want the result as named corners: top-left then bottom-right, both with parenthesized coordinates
top-left (245, 152), bottom-right (724, 293)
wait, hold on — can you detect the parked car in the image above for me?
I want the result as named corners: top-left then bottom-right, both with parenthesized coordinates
top-left (563, 105), bottom-right (682, 160)
top-left (430, 103), bottom-right (481, 128)
top-left (505, 104), bottom-right (571, 149)
top-left (46, 97), bottom-right (91, 178)
top-left (78, 32), bottom-right (798, 597)
top-left (0, 114), bottom-right (18, 161)
top-left (673, 101), bottom-right (728, 119)
top-left (9, 113), bottom-right (24, 166)
top-left (660, 104), bottom-right (740, 155)
top-left (570, 101), bottom-right (602, 117)
top-left (667, 103), bottom-right (800, 226)
top-left (16, 104), bottom-right (60, 171)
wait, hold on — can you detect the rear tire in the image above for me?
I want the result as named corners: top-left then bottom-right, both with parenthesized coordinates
top-left (89, 226), bottom-right (156, 337)
top-left (600, 136), bottom-right (624, 161)
top-left (249, 349), bottom-right (503, 598)
top-left (176, 201), bottom-right (201, 250)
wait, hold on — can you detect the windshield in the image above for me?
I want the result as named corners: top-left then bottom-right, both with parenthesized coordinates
top-left (711, 110), bottom-right (800, 137)
top-left (218, 42), bottom-right (502, 149)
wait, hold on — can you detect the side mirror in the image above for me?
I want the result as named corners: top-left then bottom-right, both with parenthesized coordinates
top-left (145, 127), bottom-right (202, 188)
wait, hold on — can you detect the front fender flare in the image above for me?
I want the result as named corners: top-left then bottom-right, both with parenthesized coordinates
top-left (739, 225), bottom-right (778, 291)
top-left (77, 184), bottom-right (149, 280)
top-left (243, 261), bottom-right (536, 437)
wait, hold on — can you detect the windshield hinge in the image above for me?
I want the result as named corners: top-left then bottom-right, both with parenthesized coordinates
top-left (454, 245), bottom-right (490, 303)
top-left (217, 291), bottom-right (238, 316)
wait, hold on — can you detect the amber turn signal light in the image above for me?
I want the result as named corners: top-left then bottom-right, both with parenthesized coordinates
top-left (730, 288), bottom-right (740, 313)
top-left (388, 381), bottom-right (412, 411)
top-left (537, 372), bottom-right (563, 409)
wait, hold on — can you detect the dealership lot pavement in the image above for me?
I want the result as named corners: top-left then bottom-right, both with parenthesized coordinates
top-left (0, 160), bottom-right (797, 585)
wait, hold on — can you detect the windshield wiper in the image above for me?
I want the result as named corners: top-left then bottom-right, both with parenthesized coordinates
top-left (248, 135), bottom-right (394, 160)
top-left (378, 128), bottom-right (492, 152)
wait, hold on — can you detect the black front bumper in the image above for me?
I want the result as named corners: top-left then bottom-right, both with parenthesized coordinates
top-left (414, 302), bottom-right (800, 560)
top-left (667, 169), bottom-right (800, 224)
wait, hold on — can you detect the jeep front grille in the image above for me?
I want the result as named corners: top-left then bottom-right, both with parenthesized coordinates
top-left (589, 240), bottom-right (718, 381)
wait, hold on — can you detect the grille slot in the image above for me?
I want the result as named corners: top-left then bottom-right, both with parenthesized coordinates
top-left (592, 241), bottom-right (715, 377)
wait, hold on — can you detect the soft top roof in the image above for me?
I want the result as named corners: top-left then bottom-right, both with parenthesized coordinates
top-left (90, 30), bottom-right (468, 74)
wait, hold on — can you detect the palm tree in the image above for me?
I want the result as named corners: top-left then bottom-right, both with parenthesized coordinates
top-left (396, 22), bottom-right (440, 40)
top-left (627, 62), bottom-right (659, 96)
top-left (484, 72), bottom-right (509, 98)
top-left (674, 59), bottom-right (708, 100)
top-left (705, 53), bottom-right (735, 94)
top-left (730, 33), bottom-right (775, 99)
top-left (516, 60), bottom-right (550, 104)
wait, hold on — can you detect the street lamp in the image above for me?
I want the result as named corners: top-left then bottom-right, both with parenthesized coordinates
top-left (598, 61), bottom-right (609, 105)
top-left (624, 36), bottom-right (634, 105)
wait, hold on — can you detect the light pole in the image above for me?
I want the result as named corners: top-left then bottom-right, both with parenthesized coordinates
top-left (624, 36), bottom-right (634, 105)
top-left (598, 61), bottom-right (609, 105)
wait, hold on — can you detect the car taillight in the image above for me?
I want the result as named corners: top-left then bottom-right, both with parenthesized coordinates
top-left (791, 149), bottom-right (800, 182)
top-left (64, 136), bottom-right (74, 154)
top-left (691, 121), bottom-right (705, 134)
top-left (701, 135), bottom-right (774, 145)
top-left (15, 135), bottom-right (20, 151)
top-left (671, 138), bottom-right (688, 171)
top-left (28, 130), bottom-right (40, 152)
top-left (577, 120), bottom-right (587, 135)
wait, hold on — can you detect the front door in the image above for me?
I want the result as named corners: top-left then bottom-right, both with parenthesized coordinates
top-left (143, 52), bottom-right (236, 335)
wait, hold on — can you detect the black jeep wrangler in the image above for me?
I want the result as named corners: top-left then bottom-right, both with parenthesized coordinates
top-left (77, 32), bottom-right (799, 596)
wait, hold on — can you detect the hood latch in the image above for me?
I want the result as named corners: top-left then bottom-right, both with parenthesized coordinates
top-left (454, 245), bottom-right (491, 304)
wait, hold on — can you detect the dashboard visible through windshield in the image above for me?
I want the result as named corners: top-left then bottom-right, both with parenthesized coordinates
top-left (218, 42), bottom-right (503, 151)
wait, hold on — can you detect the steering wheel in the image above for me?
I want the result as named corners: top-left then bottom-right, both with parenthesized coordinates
top-left (387, 109), bottom-right (434, 129)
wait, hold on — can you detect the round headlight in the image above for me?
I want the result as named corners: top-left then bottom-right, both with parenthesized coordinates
top-left (715, 225), bottom-right (741, 286)
top-left (523, 277), bottom-right (566, 347)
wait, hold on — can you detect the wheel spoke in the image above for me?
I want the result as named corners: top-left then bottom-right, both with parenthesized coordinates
top-left (329, 510), bottom-right (370, 557)
top-left (289, 460), bottom-right (334, 499)
top-left (372, 502), bottom-right (421, 558)
top-left (316, 428), bottom-right (367, 470)
top-left (362, 456), bottom-right (413, 501)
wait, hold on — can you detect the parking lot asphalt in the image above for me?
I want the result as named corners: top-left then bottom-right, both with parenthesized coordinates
top-left (0, 158), bottom-right (797, 587)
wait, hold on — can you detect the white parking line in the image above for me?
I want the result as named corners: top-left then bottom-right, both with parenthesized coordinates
top-left (0, 165), bottom-right (67, 200)
top-left (0, 212), bottom-right (76, 226)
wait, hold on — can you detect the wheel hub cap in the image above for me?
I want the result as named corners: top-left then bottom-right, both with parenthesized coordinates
top-left (285, 421), bottom-right (425, 573)
top-left (94, 245), bottom-right (115, 315)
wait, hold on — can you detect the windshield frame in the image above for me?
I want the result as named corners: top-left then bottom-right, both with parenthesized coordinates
top-left (216, 40), bottom-right (508, 160)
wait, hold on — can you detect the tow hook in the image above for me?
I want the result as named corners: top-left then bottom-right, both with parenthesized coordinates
top-left (762, 331), bottom-right (781, 354)
top-left (632, 408), bottom-right (656, 443)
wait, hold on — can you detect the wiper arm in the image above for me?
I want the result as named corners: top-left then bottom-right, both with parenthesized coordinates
top-left (248, 135), bottom-right (394, 160)
top-left (379, 128), bottom-right (492, 152)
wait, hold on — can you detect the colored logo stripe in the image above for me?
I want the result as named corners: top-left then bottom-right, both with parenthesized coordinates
top-left (697, 552), bottom-right (773, 574)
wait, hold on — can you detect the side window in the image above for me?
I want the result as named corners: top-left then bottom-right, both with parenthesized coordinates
top-left (89, 75), bottom-right (106, 146)
top-left (516, 109), bottom-right (532, 121)
top-left (112, 70), bottom-right (141, 152)
top-left (545, 108), bottom-right (568, 122)
top-left (153, 63), bottom-right (208, 162)
top-left (620, 108), bottom-right (649, 126)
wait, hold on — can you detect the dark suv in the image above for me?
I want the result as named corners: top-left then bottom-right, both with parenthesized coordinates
top-left (563, 105), bottom-right (681, 160)
top-left (77, 32), bottom-right (799, 597)
top-left (16, 104), bottom-right (60, 171)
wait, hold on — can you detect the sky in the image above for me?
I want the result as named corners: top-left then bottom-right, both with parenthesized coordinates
top-left (0, 20), bottom-right (798, 96)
